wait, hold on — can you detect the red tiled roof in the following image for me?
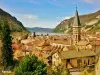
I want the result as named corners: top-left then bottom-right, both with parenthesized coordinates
top-left (90, 40), bottom-right (100, 46)
top-left (12, 44), bottom-right (21, 50)
top-left (41, 46), bottom-right (52, 51)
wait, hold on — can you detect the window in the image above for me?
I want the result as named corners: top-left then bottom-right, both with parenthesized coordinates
top-left (53, 55), bottom-right (55, 58)
top-left (58, 57), bottom-right (59, 60)
top-left (88, 59), bottom-right (89, 65)
top-left (53, 61), bottom-right (55, 65)
top-left (67, 59), bottom-right (70, 62)
top-left (77, 59), bottom-right (82, 67)
top-left (84, 60), bottom-right (87, 66)
top-left (84, 61), bottom-right (86, 65)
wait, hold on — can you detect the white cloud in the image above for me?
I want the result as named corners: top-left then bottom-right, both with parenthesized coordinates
top-left (56, 16), bottom-right (71, 20)
top-left (64, 16), bottom-right (71, 19)
top-left (23, 14), bottom-right (39, 19)
top-left (14, 13), bottom-right (56, 28)
top-left (83, 0), bottom-right (93, 4)
top-left (56, 21), bottom-right (61, 25)
top-left (55, 16), bottom-right (71, 26)
top-left (23, 0), bottom-right (40, 4)
top-left (47, 0), bottom-right (64, 7)
top-left (16, 0), bottom-right (40, 4)
top-left (15, 14), bottom-right (39, 27)
top-left (14, 14), bottom-right (71, 28)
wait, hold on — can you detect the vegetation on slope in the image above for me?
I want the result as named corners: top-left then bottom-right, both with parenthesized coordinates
top-left (54, 10), bottom-right (100, 34)
top-left (0, 8), bottom-right (28, 32)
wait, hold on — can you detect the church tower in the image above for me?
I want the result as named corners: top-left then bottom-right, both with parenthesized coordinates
top-left (72, 8), bottom-right (81, 45)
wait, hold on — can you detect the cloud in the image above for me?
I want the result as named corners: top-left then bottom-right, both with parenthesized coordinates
top-left (64, 16), bottom-right (71, 19)
top-left (15, 14), bottom-right (39, 27)
top-left (18, 0), bottom-right (40, 4)
top-left (55, 16), bottom-right (71, 26)
top-left (56, 21), bottom-right (61, 25)
top-left (56, 16), bottom-right (71, 20)
top-left (22, 14), bottom-right (39, 19)
top-left (47, 0), bottom-right (64, 7)
top-left (83, 0), bottom-right (93, 4)
top-left (14, 13), bottom-right (56, 28)
top-left (82, 0), bottom-right (100, 9)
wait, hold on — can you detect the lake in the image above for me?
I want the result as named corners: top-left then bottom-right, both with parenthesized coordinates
top-left (31, 31), bottom-right (68, 35)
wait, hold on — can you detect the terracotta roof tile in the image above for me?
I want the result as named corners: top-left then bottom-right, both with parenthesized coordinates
top-left (90, 40), bottom-right (100, 46)
top-left (12, 44), bottom-right (21, 50)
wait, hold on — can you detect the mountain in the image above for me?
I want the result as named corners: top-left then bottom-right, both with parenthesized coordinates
top-left (54, 10), bottom-right (100, 34)
top-left (0, 8), bottom-right (28, 32)
top-left (26, 27), bottom-right (53, 33)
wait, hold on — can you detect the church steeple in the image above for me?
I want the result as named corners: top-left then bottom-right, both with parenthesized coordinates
top-left (73, 7), bottom-right (81, 27)
top-left (72, 7), bottom-right (81, 45)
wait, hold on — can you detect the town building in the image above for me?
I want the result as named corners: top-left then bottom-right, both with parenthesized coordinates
top-left (47, 8), bottom-right (100, 75)
top-left (72, 8), bottom-right (81, 45)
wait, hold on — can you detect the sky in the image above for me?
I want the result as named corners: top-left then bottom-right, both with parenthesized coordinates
top-left (0, 0), bottom-right (100, 28)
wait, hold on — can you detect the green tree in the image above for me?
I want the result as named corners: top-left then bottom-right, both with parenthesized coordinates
top-left (15, 55), bottom-right (47, 75)
top-left (1, 20), bottom-right (14, 69)
top-left (33, 32), bottom-right (36, 38)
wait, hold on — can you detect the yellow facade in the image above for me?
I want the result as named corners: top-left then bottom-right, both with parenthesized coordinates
top-left (73, 27), bottom-right (81, 45)
top-left (95, 55), bottom-right (100, 75)
top-left (52, 52), bottom-right (95, 70)
top-left (52, 53), bottom-right (62, 70)
top-left (70, 58), bottom-right (77, 67)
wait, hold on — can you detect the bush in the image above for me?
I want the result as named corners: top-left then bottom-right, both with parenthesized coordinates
top-left (51, 66), bottom-right (70, 75)
top-left (15, 55), bottom-right (47, 75)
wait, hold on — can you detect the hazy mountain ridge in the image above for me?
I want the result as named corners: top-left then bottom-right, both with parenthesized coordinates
top-left (26, 27), bottom-right (53, 32)
top-left (0, 8), bottom-right (28, 32)
top-left (54, 10), bottom-right (100, 34)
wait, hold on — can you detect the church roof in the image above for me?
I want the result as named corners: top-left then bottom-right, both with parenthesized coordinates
top-left (73, 9), bottom-right (81, 27)
top-left (77, 40), bottom-right (89, 46)
top-left (58, 50), bottom-right (95, 59)
top-left (95, 47), bottom-right (100, 55)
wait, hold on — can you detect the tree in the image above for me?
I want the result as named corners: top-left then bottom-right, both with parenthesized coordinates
top-left (15, 55), bottom-right (47, 75)
top-left (33, 32), bottom-right (36, 38)
top-left (1, 20), bottom-right (13, 69)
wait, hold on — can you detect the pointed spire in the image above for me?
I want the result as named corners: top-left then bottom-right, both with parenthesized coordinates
top-left (76, 5), bottom-right (77, 10)
top-left (73, 7), bottom-right (81, 27)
